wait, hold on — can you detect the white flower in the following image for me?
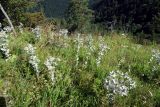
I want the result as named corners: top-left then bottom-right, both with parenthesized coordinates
top-left (24, 44), bottom-right (40, 76)
top-left (3, 26), bottom-right (12, 33)
top-left (24, 44), bottom-right (36, 55)
top-left (0, 31), bottom-right (10, 59)
top-left (29, 55), bottom-right (40, 74)
top-left (96, 42), bottom-right (110, 66)
top-left (59, 29), bottom-right (68, 37)
top-left (151, 49), bottom-right (160, 64)
top-left (75, 33), bottom-right (83, 67)
top-left (32, 26), bottom-right (41, 40)
top-left (44, 56), bottom-right (60, 84)
top-left (104, 70), bottom-right (136, 96)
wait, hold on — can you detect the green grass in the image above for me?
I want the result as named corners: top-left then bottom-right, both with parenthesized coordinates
top-left (0, 31), bottom-right (160, 107)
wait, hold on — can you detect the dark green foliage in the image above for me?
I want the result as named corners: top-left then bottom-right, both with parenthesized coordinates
top-left (92, 0), bottom-right (160, 39)
top-left (65, 0), bottom-right (93, 33)
top-left (0, 0), bottom-right (35, 25)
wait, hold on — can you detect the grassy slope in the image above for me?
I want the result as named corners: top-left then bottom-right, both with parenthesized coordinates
top-left (0, 31), bottom-right (160, 107)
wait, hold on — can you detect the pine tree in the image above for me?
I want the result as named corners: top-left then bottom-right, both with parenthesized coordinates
top-left (65, 0), bottom-right (93, 33)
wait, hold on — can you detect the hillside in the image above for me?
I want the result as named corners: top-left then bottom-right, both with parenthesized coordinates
top-left (0, 27), bottom-right (160, 106)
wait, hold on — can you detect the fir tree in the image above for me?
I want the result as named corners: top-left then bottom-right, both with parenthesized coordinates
top-left (66, 0), bottom-right (93, 33)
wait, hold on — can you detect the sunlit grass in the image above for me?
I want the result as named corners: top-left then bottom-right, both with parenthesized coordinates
top-left (0, 30), bottom-right (159, 107)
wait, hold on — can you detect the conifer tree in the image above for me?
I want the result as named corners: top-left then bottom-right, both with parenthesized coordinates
top-left (66, 0), bottom-right (93, 33)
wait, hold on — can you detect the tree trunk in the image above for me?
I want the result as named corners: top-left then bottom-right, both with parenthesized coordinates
top-left (0, 3), bottom-right (16, 35)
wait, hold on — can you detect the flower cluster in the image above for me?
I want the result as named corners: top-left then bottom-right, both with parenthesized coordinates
top-left (24, 44), bottom-right (40, 76)
top-left (75, 33), bottom-right (83, 67)
top-left (87, 34), bottom-right (95, 52)
top-left (59, 29), bottom-right (68, 37)
top-left (44, 56), bottom-right (60, 84)
top-left (0, 31), bottom-right (10, 59)
top-left (3, 26), bottom-right (12, 33)
top-left (84, 34), bottom-right (95, 66)
top-left (96, 43), bottom-right (110, 66)
top-left (150, 49), bottom-right (160, 64)
top-left (32, 26), bottom-right (41, 40)
top-left (104, 70), bottom-right (136, 96)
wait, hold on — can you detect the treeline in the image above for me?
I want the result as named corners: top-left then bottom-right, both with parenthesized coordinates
top-left (92, 0), bottom-right (160, 39)
top-left (1, 0), bottom-right (160, 39)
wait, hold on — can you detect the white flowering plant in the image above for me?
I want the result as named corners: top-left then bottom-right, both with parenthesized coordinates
top-left (96, 42), bottom-right (110, 66)
top-left (32, 26), bottom-right (41, 40)
top-left (24, 44), bottom-right (40, 76)
top-left (0, 31), bottom-right (10, 59)
top-left (104, 70), bottom-right (136, 96)
top-left (44, 56), bottom-right (60, 84)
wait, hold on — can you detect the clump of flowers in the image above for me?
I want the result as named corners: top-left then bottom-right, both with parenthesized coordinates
top-left (44, 56), bottom-right (60, 84)
top-left (75, 33), bottom-right (83, 67)
top-left (3, 26), bottom-right (12, 33)
top-left (24, 44), bottom-right (40, 76)
top-left (96, 37), bottom-right (110, 66)
top-left (104, 70), bottom-right (136, 96)
top-left (84, 34), bottom-right (95, 66)
top-left (0, 31), bottom-right (10, 59)
top-left (32, 26), bottom-right (41, 40)
top-left (59, 29), bottom-right (68, 37)
top-left (150, 49), bottom-right (160, 64)
top-left (87, 34), bottom-right (95, 52)
top-left (148, 49), bottom-right (160, 73)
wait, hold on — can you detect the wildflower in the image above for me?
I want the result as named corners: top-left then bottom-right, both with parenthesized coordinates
top-left (0, 31), bottom-right (10, 59)
top-left (18, 22), bottom-right (23, 33)
top-left (121, 33), bottom-right (126, 36)
top-left (150, 49), bottom-right (160, 64)
top-left (24, 44), bottom-right (36, 55)
top-left (104, 70), bottom-right (136, 96)
top-left (87, 34), bottom-right (95, 52)
top-left (75, 33), bottom-right (83, 67)
top-left (24, 44), bottom-right (40, 76)
top-left (59, 29), bottom-right (68, 37)
top-left (96, 42), bottom-right (110, 66)
top-left (84, 34), bottom-right (95, 66)
top-left (29, 55), bottom-right (40, 74)
top-left (44, 56), bottom-right (60, 84)
top-left (32, 26), bottom-right (41, 40)
top-left (3, 26), bottom-right (12, 33)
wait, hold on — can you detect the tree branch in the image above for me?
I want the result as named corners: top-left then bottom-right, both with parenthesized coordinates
top-left (0, 3), bottom-right (16, 35)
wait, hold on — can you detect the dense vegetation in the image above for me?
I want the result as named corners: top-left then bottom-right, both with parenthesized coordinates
top-left (0, 0), bottom-right (160, 106)
top-left (0, 27), bottom-right (160, 106)
top-left (93, 0), bottom-right (160, 39)
top-left (0, 0), bottom-right (35, 25)
top-left (1, 0), bottom-right (160, 39)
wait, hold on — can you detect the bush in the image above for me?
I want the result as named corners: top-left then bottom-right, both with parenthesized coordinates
top-left (24, 12), bottom-right (46, 27)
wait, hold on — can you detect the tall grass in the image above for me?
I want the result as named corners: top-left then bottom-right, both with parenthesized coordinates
top-left (0, 29), bottom-right (159, 107)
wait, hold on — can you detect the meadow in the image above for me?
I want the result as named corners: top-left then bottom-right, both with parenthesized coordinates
top-left (0, 26), bottom-right (160, 107)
